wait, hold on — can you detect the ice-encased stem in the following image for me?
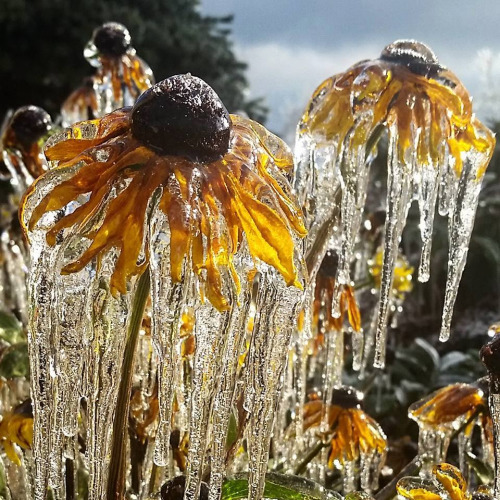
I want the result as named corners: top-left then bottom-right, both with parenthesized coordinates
top-left (106, 269), bottom-right (151, 499)
top-left (208, 288), bottom-right (251, 500)
top-left (246, 271), bottom-right (301, 500)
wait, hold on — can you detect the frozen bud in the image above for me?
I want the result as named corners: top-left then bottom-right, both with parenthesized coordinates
top-left (161, 476), bottom-right (208, 500)
top-left (8, 105), bottom-right (51, 150)
top-left (331, 386), bottom-right (363, 409)
top-left (380, 39), bottom-right (443, 77)
top-left (131, 74), bottom-right (231, 163)
top-left (92, 22), bottom-right (131, 57)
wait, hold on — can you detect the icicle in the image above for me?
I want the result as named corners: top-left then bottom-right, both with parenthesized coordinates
top-left (417, 162), bottom-right (440, 283)
top-left (374, 125), bottom-right (412, 368)
top-left (245, 270), bottom-right (303, 500)
top-left (148, 210), bottom-right (185, 467)
top-left (207, 294), bottom-right (250, 500)
top-left (333, 136), bottom-right (370, 315)
top-left (342, 458), bottom-right (356, 493)
top-left (439, 154), bottom-right (483, 341)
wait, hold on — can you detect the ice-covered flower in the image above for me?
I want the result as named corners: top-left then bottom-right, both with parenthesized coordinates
top-left (1, 105), bottom-right (52, 194)
top-left (21, 74), bottom-right (307, 500)
top-left (61, 22), bottom-right (154, 126)
top-left (313, 253), bottom-right (361, 335)
top-left (409, 383), bottom-right (491, 474)
top-left (23, 75), bottom-right (305, 310)
top-left (295, 39), bottom-right (495, 369)
top-left (0, 399), bottom-right (33, 466)
top-left (302, 387), bottom-right (386, 492)
top-left (397, 463), bottom-right (487, 500)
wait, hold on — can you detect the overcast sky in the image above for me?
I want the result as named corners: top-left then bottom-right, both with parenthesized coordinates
top-left (201, 0), bottom-right (500, 138)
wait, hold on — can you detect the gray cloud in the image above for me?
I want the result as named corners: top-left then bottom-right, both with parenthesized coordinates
top-left (202, 0), bottom-right (500, 134)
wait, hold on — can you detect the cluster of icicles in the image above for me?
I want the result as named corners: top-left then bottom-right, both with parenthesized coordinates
top-left (2, 31), bottom-right (494, 500)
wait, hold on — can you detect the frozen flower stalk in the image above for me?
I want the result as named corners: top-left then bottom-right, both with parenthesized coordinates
top-left (0, 106), bottom-right (51, 320)
top-left (409, 383), bottom-right (491, 475)
top-left (22, 74), bottom-right (306, 499)
top-left (61, 22), bottom-right (154, 126)
top-left (295, 39), bottom-right (495, 367)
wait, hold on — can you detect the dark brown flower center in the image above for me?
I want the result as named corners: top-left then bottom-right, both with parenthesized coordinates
top-left (481, 333), bottom-right (500, 376)
top-left (331, 386), bottom-right (363, 409)
top-left (8, 105), bottom-right (52, 150)
top-left (92, 22), bottom-right (131, 57)
top-left (161, 476), bottom-right (208, 500)
top-left (131, 75), bottom-right (232, 163)
top-left (380, 39), bottom-right (443, 78)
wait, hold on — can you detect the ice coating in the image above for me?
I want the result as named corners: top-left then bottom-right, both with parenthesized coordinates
top-left (61, 22), bottom-right (154, 126)
top-left (281, 387), bottom-right (387, 493)
top-left (295, 39), bottom-right (495, 367)
top-left (0, 106), bottom-right (51, 322)
top-left (408, 384), bottom-right (491, 478)
top-left (21, 75), bottom-right (306, 499)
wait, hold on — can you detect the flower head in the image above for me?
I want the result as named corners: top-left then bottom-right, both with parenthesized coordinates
top-left (1, 106), bottom-right (52, 193)
top-left (0, 399), bottom-right (33, 466)
top-left (409, 383), bottom-right (487, 429)
top-left (22, 75), bottom-right (306, 310)
top-left (62, 22), bottom-right (154, 125)
top-left (303, 387), bottom-right (386, 468)
top-left (300, 40), bottom-right (493, 175)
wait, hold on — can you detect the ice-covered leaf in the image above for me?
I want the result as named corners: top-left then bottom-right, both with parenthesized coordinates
top-left (221, 473), bottom-right (341, 500)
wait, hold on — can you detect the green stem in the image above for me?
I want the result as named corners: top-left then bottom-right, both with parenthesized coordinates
top-left (353, 278), bottom-right (373, 291)
top-left (293, 440), bottom-right (329, 476)
top-left (374, 456), bottom-right (420, 500)
top-left (107, 269), bottom-right (151, 499)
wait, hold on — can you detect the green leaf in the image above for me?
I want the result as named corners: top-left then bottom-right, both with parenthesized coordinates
top-left (465, 451), bottom-right (494, 485)
top-left (221, 473), bottom-right (341, 500)
top-left (0, 311), bottom-right (24, 346)
top-left (226, 411), bottom-right (238, 450)
top-left (0, 343), bottom-right (29, 379)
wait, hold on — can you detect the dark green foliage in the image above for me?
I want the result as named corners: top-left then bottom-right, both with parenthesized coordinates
top-left (0, 0), bottom-right (267, 122)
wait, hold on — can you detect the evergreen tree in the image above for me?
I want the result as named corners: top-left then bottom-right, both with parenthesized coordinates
top-left (0, 0), bottom-right (267, 122)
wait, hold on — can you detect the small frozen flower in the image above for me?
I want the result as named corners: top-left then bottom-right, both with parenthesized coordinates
top-left (61, 22), bottom-right (154, 125)
top-left (369, 247), bottom-right (414, 299)
top-left (0, 399), bottom-right (33, 466)
top-left (302, 387), bottom-right (386, 491)
top-left (397, 463), bottom-right (482, 500)
top-left (1, 105), bottom-right (52, 194)
top-left (314, 253), bottom-right (361, 335)
top-left (409, 383), bottom-right (492, 473)
top-left (409, 383), bottom-right (487, 429)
